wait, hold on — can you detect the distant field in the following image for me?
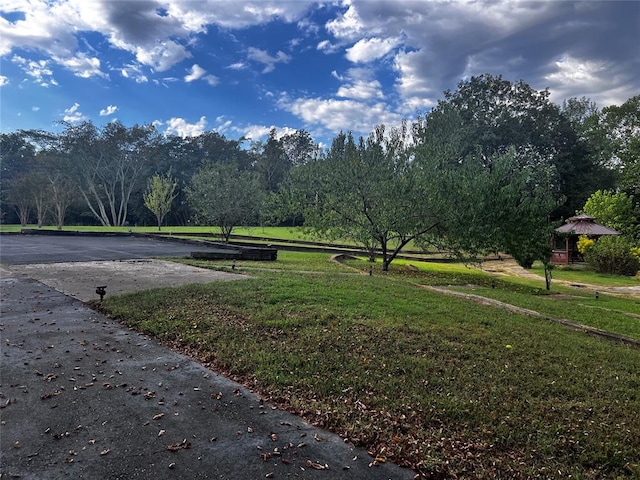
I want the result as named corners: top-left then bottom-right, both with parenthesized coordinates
top-left (0, 224), bottom-right (311, 240)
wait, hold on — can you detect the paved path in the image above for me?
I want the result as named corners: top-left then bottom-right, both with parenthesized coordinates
top-left (482, 259), bottom-right (640, 298)
top-left (0, 235), bottom-right (415, 479)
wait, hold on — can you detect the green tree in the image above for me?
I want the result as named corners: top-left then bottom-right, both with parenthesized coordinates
top-left (422, 74), bottom-right (600, 218)
top-left (0, 131), bottom-right (37, 223)
top-left (582, 190), bottom-right (639, 239)
top-left (5, 175), bottom-right (34, 226)
top-left (57, 121), bottom-right (158, 226)
top-left (253, 128), bottom-right (291, 193)
top-left (144, 171), bottom-right (178, 231)
top-left (186, 162), bottom-right (264, 242)
top-left (287, 124), bottom-right (444, 271)
top-left (600, 95), bottom-right (640, 197)
top-left (47, 172), bottom-right (75, 230)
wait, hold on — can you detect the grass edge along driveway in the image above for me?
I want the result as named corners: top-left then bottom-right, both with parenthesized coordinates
top-left (94, 256), bottom-right (640, 479)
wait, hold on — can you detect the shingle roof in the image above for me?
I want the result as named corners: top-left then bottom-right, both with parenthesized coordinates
top-left (555, 214), bottom-right (620, 236)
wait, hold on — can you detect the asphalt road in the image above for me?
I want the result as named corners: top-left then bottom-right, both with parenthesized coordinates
top-left (0, 234), bottom-right (416, 479)
top-left (0, 233), bottom-right (229, 265)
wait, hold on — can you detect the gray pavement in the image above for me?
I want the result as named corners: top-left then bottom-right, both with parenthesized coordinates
top-left (0, 234), bottom-right (416, 479)
top-left (0, 233), bottom-right (228, 265)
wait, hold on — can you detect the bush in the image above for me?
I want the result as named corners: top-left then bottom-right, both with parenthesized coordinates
top-left (584, 236), bottom-right (640, 276)
top-left (577, 235), bottom-right (594, 255)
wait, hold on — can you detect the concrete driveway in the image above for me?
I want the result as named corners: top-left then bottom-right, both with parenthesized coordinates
top-left (0, 234), bottom-right (416, 479)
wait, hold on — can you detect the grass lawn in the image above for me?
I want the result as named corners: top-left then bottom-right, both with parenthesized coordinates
top-left (531, 263), bottom-right (640, 287)
top-left (0, 224), bottom-right (311, 240)
top-left (93, 252), bottom-right (640, 479)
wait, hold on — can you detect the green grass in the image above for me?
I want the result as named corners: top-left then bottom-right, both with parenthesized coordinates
top-left (174, 250), bottom-right (350, 273)
top-left (0, 223), bottom-right (311, 240)
top-left (531, 263), bottom-right (640, 287)
top-left (93, 253), bottom-right (640, 479)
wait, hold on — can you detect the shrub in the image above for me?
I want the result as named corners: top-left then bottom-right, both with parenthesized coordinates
top-left (577, 235), bottom-right (594, 255)
top-left (583, 236), bottom-right (640, 276)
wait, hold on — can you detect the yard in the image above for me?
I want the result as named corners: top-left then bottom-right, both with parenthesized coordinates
top-left (93, 250), bottom-right (640, 479)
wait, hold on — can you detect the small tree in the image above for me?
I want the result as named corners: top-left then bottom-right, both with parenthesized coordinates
top-left (6, 176), bottom-right (34, 226)
top-left (48, 173), bottom-right (76, 230)
top-left (144, 171), bottom-right (178, 231)
top-left (582, 190), bottom-right (639, 239)
top-left (186, 162), bottom-right (264, 242)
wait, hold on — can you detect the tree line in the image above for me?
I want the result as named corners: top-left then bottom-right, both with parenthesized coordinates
top-left (1, 74), bottom-right (638, 270)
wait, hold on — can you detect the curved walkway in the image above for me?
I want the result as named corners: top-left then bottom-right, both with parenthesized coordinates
top-left (481, 259), bottom-right (640, 298)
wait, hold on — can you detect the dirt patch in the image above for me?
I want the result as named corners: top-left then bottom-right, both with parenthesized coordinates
top-left (7, 259), bottom-right (249, 302)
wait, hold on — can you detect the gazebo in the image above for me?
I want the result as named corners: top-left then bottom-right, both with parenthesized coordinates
top-left (551, 214), bottom-right (620, 265)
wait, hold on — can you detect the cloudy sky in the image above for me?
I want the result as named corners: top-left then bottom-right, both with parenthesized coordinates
top-left (1, 0), bottom-right (638, 145)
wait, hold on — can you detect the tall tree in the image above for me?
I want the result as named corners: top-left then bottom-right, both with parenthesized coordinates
top-left (600, 95), bottom-right (640, 197)
top-left (5, 175), bottom-right (34, 225)
top-left (58, 121), bottom-right (157, 226)
top-left (0, 131), bottom-right (37, 223)
top-left (47, 171), bottom-right (76, 230)
top-left (254, 128), bottom-right (291, 193)
top-left (422, 74), bottom-right (599, 218)
top-left (186, 162), bottom-right (264, 242)
top-left (281, 129), bottom-right (320, 167)
top-left (144, 171), bottom-right (178, 231)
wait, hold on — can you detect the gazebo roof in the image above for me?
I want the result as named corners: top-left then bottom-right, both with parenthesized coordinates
top-left (555, 214), bottom-right (620, 236)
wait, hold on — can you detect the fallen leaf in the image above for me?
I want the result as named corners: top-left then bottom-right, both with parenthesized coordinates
top-left (305, 460), bottom-right (329, 470)
top-left (167, 439), bottom-right (191, 452)
top-left (153, 413), bottom-right (165, 420)
top-left (100, 449), bottom-right (110, 456)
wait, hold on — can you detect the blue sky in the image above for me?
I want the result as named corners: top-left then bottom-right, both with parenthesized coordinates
top-left (1, 0), bottom-right (638, 147)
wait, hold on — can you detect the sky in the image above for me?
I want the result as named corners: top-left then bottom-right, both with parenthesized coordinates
top-left (1, 0), bottom-right (638, 147)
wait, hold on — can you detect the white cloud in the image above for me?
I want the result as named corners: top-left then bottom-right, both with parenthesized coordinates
top-left (11, 55), bottom-right (57, 87)
top-left (281, 96), bottom-right (401, 135)
top-left (0, 75), bottom-right (8, 86)
top-left (32, 106), bottom-right (40, 111)
top-left (545, 55), bottom-right (607, 90)
top-left (317, 39), bottom-right (340, 54)
top-left (204, 74), bottom-right (219, 86)
top-left (54, 52), bottom-right (106, 79)
top-left (0, 0), bottom-right (313, 81)
top-left (185, 64), bottom-right (206, 82)
top-left (345, 37), bottom-right (400, 63)
top-left (337, 79), bottom-right (383, 101)
top-left (393, 50), bottom-right (434, 99)
top-left (184, 64), bottom-right (219, 86)
top-left (133, 40), bottom-right (191, 72)
top-left (325, 3), bottom-right (365, 40)
top-left (247, 47), bottom-right (291, 73)
top-left (164, 116), bottom-right (207, 138)
top-left (242, 125), bottom-right (272, 141)
top-left (63, 102), bottom-right (86, 123)
top-left (242, 124), bottom-right (297, 141)
top-left (120, 64), bottom-right (148, 83)
top-left (227, 62), bottom-right (247, 70)
top-left (543, 54), bottom-right (632, 107)
top-left (99, 105), bottom-right (118, 116)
